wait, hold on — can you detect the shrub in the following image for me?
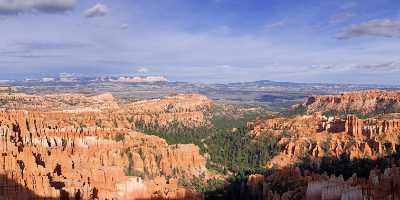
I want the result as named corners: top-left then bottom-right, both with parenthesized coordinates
top-left (113, 133), bottom-right (125, 142)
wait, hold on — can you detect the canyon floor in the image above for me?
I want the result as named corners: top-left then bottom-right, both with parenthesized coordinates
top-left (0, 83), bottom-right (400, 200)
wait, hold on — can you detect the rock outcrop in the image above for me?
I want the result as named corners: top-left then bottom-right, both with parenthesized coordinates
top-left (306, 166), bottom-right (400, 200)
top-left (303, 89), bottom-right (400, 115)
top-left (125, 94), bottom-right (213, 128)
top-left (243, 166), bottom-right (400, 200)
top-left (0, 92), bottom-right (213, 130)
top-left (250, 113), bottom-right (400, 168)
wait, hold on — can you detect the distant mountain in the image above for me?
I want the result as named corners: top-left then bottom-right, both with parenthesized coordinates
top-left (110, 75), bottom-right (168, 83)
top-left (226, 79), bottom-right (400, 88)
top-left (22, 75), bottom-right (169, 83)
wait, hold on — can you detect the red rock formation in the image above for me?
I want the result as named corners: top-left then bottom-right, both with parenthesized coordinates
top-left (0, 93), bottom-right (214, 200)
top-left (0, 112), bottom-right (208, 199)
top-left (242, 90), bottom-right (400, 199)
top-left (244, 166), bottom-right (400, 200)
top-left (0, 93), bottom-right (213, 129)
top-left (305, 166), bottom-right (400, 200)
top-left (245, 168), bottom-right (307, 200)
top-left (250, 114), bottom-right (400, 167)
top-left (125, 94), bottom-right (213, 128)
top-left (345, 115), bottom-right (400, 139)
top-left (303, 89), bottom-right (400, 115)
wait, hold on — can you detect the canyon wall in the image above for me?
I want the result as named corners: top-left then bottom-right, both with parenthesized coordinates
top-left (124, 94), bottom-right (213, 128)
top-left (0, 92), bottom-right (213, 129)
top-left (251, 91), bottom-right (400, 168)
top-left (251, 114), bottom-right (400, 168)
top-left (303, 89), bottom-right (400, 115)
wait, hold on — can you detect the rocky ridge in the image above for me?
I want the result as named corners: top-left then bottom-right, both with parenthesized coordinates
top-left (302, 89), bottom-right (400, 115)
top-left (251, 113), bottom-right (400, 168)
top-left (0, 92), bottom-right (212, 129)
top-left (251, 91), bottom-right (400, 168)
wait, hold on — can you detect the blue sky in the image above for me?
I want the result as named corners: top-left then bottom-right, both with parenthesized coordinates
top-left (0, 0), bottom-right (400, 84)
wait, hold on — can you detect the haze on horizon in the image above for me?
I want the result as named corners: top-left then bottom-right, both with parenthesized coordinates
top-left (0, 0), bottom-right (399, 84)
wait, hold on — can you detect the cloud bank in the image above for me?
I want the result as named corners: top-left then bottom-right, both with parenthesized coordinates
top-left (338, 19), bottom-right (400, 39)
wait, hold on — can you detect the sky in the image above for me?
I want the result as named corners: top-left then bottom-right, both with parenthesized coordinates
top-left (0, 0), bottom-right (400, 84)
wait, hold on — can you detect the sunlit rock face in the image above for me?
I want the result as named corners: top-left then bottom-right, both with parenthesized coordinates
top-left (124, 93), bottom-right (213, 128)
top-left (0, 92), bottom-right (213, 129)
top-left (250, 91), bottom-right (400, 169)
top-left (0, 92), bottom-right (212, 200)
top-left (238, 90), bottom-right (400, 200)
top-left (303, 89), bottom-right (400, 115)
top-left (251, 113), bottom-right (400, 168)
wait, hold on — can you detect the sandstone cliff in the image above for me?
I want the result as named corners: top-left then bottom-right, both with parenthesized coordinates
top-left (302, 90), bottom-right (400, 116)
top-left (250, 113), bottom-right (400, 168)
top-left (124, 94), bottom-right (213, 128)
top-left (0, 92), bottom-right (213, 130)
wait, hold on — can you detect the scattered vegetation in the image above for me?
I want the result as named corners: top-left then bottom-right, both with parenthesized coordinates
top-left (123, 150), bottom-right (145, 178)
top-left (204, 151), bottom-right (400, 199)
top-left (282, 102), bottom-right (400, 119)
top-left (298, 153), bottom-right (400, 179)
top-left (321, 106), bottom-right (400, 119)
top-left (112, 133), bottom-right (125, 142)
top-left (178, 174), bottom-right (225, 195)
top-left (204, 168), bottom-right (305, 200)
top-left (282, 104), bottom-right (307, 117)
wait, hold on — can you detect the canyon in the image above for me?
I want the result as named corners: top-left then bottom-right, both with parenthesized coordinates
top-left (1, 89), bottom-right (400, 199)
top-left (0, 92), bottom-right (214, 199)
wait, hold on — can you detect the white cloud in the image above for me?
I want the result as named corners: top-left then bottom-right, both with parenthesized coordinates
top-left (136, 67), bottom-right (149, 73)
top-left (84, 3), bottom-right (107, 18)
top-left (337, 19), bottom-right (400, 39)
top-left (0, 0), bottom-right (76, 15)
